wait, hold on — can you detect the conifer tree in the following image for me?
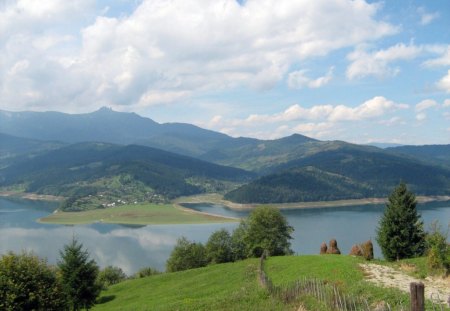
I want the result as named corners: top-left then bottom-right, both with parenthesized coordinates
top-left (376, 182), bottom-right (426, 261)
top-left (58, 239), bottom-right (101, 310)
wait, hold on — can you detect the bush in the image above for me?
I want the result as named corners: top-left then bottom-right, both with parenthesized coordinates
top-left (206, 229), bottom-right (233, 264)
top-left (0, 252), bottom-right (66, 311)
top-left (426, 221), bottom-right (449, 275)
top-left (166, 237), bottom-right (208, 272)
top-left (134, 267), bottom-right (160, 278)
top-left (98, 266), bottom-right (127, 288)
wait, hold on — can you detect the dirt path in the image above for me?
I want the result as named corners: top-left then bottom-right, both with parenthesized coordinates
top-left (360, 263), bottom-right (449, 305)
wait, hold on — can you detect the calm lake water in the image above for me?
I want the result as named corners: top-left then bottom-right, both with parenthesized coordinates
top-left (1, 197), bottom-right (449, 274)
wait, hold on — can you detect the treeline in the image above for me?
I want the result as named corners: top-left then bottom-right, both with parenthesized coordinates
top-left (225, 167), bottom-right (372, 203)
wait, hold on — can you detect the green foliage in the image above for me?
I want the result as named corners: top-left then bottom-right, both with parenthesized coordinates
top-left (205, 229), bottom-right (233, 264)
top-left (376, 182), bottom-right (426, 261)
top-left (166, 237), bottom-right (208, 272)
top-left (242, 206), bottom-right (293, 257)
top-left (133, 267), bottom-right (160, 278)
top-left (425, 221), bottom-right (450, 275)
top-left (58, 239), bottom-right (101, 310)
top-left (230, 222), bottom-right (248, 261)
top-left (97, 266), bottom-right (127, 288)
top-left (0, 252), bottom-right (66, 311)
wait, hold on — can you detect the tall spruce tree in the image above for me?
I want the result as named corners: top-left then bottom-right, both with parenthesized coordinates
top-left (58, 239), bottom-right (101, 310)
top-left (376, 182), bottom-right (426, 261)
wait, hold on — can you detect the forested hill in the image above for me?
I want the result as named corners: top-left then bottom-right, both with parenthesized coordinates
top-left (225, 143), bottom-right (450, 203)
top-left (386, 144), bottom-right (450, 168)
top-left (0, 142), bottom-right (254, 210)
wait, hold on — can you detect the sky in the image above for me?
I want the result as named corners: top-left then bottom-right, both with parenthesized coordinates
top-left (1, 0), bottom-right (449, 144)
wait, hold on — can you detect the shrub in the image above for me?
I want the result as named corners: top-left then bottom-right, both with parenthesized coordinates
top-left (166, 237), bottom-right (208, 272)
top-left (425, 221), bottom-right (449, 275)
top-left (134, 267), bottom-right (160, 278)
top-left (0, 252), bottom-right (66, 311)
top-left (98, 266), bottom-right (127, 288)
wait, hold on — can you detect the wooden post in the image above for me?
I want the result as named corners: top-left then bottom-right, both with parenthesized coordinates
top-left (410, 282), bottom-right (424, 311)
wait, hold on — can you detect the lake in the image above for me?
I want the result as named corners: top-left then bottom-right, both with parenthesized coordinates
top-left (1, 197), bottom-right (449, 275)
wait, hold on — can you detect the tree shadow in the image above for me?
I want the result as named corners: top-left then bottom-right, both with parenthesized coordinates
top-left (96, 295), bottom-right (116, 304)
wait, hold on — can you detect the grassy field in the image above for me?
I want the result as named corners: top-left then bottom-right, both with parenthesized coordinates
top-left (39, 203), bottom-right (237, 225)
top-left (92, 255), bottom-right (448, 311)
top-left (93, 259), bottom-right (289, 311)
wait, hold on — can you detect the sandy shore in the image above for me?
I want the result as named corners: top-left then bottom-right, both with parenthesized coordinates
top-left (0, 191), bottom-right (64, 202)
top-left (175, 193), bottom-right (450, 210)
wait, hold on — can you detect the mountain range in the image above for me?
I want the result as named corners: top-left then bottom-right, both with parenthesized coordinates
top-left (1, 107), bottom-right (449, 205)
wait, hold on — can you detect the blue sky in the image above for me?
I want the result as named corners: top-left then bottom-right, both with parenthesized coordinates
top-left (1, 0), bottom-right (449, 144)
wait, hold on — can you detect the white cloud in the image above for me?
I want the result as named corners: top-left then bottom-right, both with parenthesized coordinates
top-left (415, 99), bottom-right (437, 112)
top-left (379, 116), bottom-right (405, 126)
top-left (437, 70), bottom-right (450, 93)
top-left (423, 46), bottom-right (450, 67)
top-left (204, 96), bottom-right (408, 139)
top-left (417, 7), bottom-right (439, 26)
top-left (416, 113), bottom-right (427, 121)
top-left (346, 43), bottom-right (422, 79)
top-left (444, 99), bottom-right (450, 108)
top-left (287, 67), bottom-right (333, 89)
top-left (0, 0), bottom-right (398, 112)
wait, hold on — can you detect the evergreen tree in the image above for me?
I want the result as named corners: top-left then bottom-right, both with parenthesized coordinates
top-left (376, 182), bottom-right (426, 261)
top-left (58, 239), bottom-right (101, 310)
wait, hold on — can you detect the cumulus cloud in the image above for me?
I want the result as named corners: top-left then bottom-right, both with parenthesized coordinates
top-left (346, 43), bottom-right (422, 79)
top-left (444, 99), bottom-right (450, 108)
top-left (204, 96), bottom-right (408, 139)
top-left (437, 70), bottom-right (450, 93)
top-left (0, 0), bottom-right (398, 112)
top-left (287, 67), bottom-right (334, 89)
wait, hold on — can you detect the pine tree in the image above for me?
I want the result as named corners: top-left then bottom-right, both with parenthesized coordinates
top-left (376, 182), bottom-right (426, 261)
top-left (58, 239), bottom-right (101, 310)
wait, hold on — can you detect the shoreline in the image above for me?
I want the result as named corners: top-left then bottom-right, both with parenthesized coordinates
top-left (0, 191), bottom-right (64, 202)
top-left (175, 193), bottom-right (450, 211)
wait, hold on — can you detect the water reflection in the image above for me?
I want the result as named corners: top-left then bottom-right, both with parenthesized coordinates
top-left (1, 198), bottom-right (449, 274)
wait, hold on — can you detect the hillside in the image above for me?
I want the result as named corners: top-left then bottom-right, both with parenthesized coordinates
top-left (386, 144), bottom-right (450, 168)
top-left (225, 142), bottom-right (450, 203)
top-left (0, 142), bottom-right (254, 210)
top-left (0, 133), bottom-right (64, 169)
top-left (93, 256), bottom-right (423, 311)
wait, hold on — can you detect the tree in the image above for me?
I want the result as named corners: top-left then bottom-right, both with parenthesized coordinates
top-left (376, 182), bottom-right (426, 261)
top-left (205, 229), bottom-right (233, 264)
top-left (58, 239), bottom-right (101, 310)
top-left (243, 206), bottom-right (294, 257)
top-left (133, 266), bottom-right (160, 278)
top-left (97, 266), bottom-right (127, 288)
top-left (0, 252), bottom-right (66, 311)
top-left (166, 237), bottom-right (208, 272)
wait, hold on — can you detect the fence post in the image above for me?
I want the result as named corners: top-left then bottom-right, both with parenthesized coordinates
top-left (410, 282), bottom-right (424, 311)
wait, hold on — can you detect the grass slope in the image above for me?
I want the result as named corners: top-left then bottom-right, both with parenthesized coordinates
top-left (93, 256), bottom-right (446, 311)
top-left (39, 203), bottom-right (237, 225)
top-left (93, 259), bottom-right (287, 311)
